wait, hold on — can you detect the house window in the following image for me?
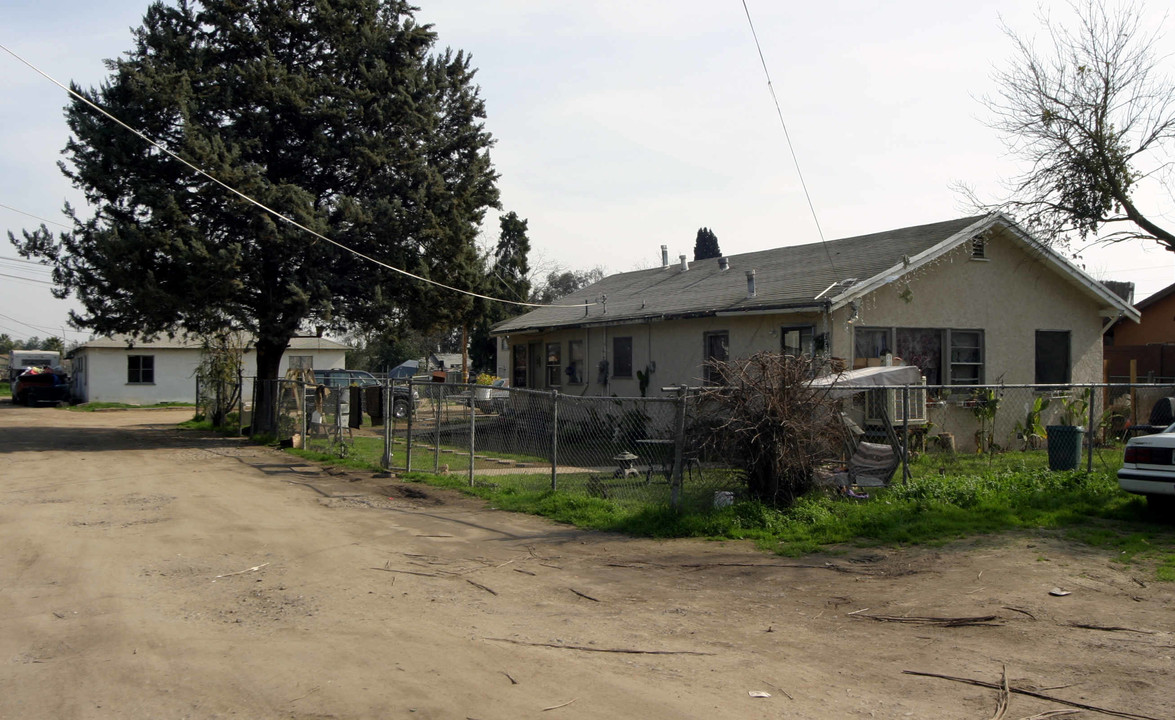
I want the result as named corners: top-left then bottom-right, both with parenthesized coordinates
top-left (1035, 330), bottom-right (1071, 384)
top-left (546, 342), bottom-right (562, 386)
top-left (854, 327), bottom-right (891, 366)
top-left (948, 330), bottom-right (983, 385)
top-left (703, 331), bottom-right (729, 386)
top-left (288, 355), bottom-right (313, 370)
top-left (856, 327), bottom-right (984, 385)
top-left (567, 340), bottom-right (584, 384)
top-left (512, 344), bottom-right (528, 388)
top-left (612, 337), bottom-right (633, 378)
top-left (128, 355), bottom-right (154, 384)
top-left (781, 325), bottom-right (814, 357)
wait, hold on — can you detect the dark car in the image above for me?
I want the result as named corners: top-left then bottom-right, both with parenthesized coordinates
top-left (12, 368), bottom-right (71, 406)
top-left (311, 369), bottom-right (419, 419)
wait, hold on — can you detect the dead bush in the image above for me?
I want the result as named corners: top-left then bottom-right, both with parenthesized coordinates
top-left (693, 352), bottom-right (845, 506)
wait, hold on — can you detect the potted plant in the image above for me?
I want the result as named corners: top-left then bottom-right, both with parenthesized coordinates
top-left (1046, 389), bottom-right (1089, 471)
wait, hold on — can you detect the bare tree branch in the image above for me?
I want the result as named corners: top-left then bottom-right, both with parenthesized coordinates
top-left (972, 0), bottom-right (1175, 251)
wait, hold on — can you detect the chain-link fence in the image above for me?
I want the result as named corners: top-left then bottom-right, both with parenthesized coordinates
top-left (236, 377), bottom-right (1175, 511)
top-left (835, 382), bottom-right (1174, 480)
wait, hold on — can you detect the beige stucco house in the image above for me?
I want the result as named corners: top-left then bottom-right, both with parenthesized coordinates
top-left (491, 214), bottom-right (1138, 396)
top-left (69, 335), bottom-right (349, 405)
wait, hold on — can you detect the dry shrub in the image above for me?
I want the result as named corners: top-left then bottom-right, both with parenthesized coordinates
top-left (694, 352), bottom-right (845, 506)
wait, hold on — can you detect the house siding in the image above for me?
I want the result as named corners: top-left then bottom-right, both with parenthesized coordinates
top-left (72, 345), bottom-right (347, 404)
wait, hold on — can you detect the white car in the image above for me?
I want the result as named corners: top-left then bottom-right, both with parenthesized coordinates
top-left (1117, 428), bottom-right (1175, 511)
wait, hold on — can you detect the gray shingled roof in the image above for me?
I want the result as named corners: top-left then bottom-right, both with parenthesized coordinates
top-left (493, 216), bottom-right (988, 334)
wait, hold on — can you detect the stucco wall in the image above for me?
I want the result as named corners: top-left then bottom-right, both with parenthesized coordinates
top-left (830, 228), bottom-right (1105, 385)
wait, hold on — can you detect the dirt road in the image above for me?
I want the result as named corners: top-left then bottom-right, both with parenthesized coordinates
top-left (1, 404), bottom-right (1172, 719)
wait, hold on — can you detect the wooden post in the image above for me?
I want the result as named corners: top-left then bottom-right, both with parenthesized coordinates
top-left (1130, 359), bottom-right (1138, 427)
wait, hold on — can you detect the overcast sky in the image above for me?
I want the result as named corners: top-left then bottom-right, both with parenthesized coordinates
top-left (3, 0), bottom-right (1175, 344)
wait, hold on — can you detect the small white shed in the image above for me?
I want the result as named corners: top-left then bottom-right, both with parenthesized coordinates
top-left (69, 334), bottom-right (349, 405)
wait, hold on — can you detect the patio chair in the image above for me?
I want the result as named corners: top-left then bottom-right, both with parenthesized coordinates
top-left (829, 441), bottom-right (900, 488)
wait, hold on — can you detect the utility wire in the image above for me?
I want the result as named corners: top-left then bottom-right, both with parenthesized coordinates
top-left (739, 0), bottom-right (837, 274)
top-left (0, 202), bottom-right (72, 230)
top-left (0, 43), bottom-right (591, 310)
top-left (0, 310), bottom-right (86, 337)
top-left (0, 271), bottom-right (54, 286)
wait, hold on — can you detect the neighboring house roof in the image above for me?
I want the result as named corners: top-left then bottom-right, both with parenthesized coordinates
top-left (492, 213), bottom-right (1140, 335)
top-left (72, 334), bottom-right (351, 351)
top-left (1134, 280), bottom-right (1175, 313)
top-left (429, 352), bottom-right (463, 369)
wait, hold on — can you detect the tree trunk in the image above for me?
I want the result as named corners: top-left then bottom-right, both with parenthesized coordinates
top-left (251, 336), bottom-right (290, 436)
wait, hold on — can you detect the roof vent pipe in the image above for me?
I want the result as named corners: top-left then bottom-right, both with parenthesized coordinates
top-left (661, 245), bottom-right (668, 268)
top-left (746, 269), bottom-right (757, 298)
top-left (680, 254), bottom-right (688, 271)
top-left (718, 257), bottom-right (729, 271)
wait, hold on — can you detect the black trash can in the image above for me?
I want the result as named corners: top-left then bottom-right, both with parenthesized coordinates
top-left (1046, 425), bottom-right (1085, 471)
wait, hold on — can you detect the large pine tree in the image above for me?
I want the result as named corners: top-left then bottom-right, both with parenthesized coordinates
top-left (12, 0), bottom-right (499, 429)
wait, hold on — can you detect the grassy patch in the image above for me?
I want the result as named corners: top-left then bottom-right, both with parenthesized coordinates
top-left (67, 401), bottom-right (195, 412)
top-left (0, 382), bottom-right (10, 398)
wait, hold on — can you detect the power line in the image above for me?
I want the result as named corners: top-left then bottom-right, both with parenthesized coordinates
top-left (0, 43), bottom-right (592, 311)
top-left (0, 202), bottom-right (72, 230)
top-left (739, 0), bottom-right (837, 274)
top-left (0, 271), bottom-right (54, 286)
top-left (0, 311), bottom-right (85, 337)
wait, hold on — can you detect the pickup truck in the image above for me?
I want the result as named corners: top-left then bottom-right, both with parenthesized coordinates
top-left (311, 369), bottom-right (420, 419)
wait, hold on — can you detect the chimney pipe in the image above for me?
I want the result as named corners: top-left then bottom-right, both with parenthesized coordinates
top-left (746, 269), bottom-right (756, 298)
top-left (661, 245), bottom-right (668, 268)
top-left (680, 254), bottom-right (688, 271)
top-left (718, 257), bottom-right (729, 271)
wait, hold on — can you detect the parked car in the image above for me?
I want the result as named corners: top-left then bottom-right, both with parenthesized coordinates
top-left (310, 369), bottom-right (420, 419)
top-left (12, 368), bottom-right (71, 406)
top-left (1117, 428), bottom-right (1175, 511)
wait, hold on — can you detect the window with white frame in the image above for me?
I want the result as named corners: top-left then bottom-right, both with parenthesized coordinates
top-left (1035, 330), bottom-right (1070, 384)
top-left (854, 327), bottom-right (984, 385)
top-left (288, 355), bottom-right (313, 370)
top-left (127, 355), bottom-right (155, 384)
top-left (546, 342), bottom-right (562, 386)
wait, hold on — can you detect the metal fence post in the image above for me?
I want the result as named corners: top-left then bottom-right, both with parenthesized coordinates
top-left (434, 385), bottom-right (442, 473)
top-left (237, 368), bottom-right (244, 437)
top-left (550, 389), bottom-right (559, 491)
top-left (469, 384), bottom-right (476, 487)
top-left (1087, 383), bottom-right (1095, 472)
top-left (901, 385), bottom-right (910, 482)
top-left (300, 381), bottom-right (308, 449)
top-left (671, 386), bottom-right (687, 512)
top-left (383, 379), bottom-right (392, 469)
top-left (406, 380), bottom-right (415, 473)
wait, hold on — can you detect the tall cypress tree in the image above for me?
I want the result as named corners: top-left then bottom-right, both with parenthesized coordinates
top-left (693, 227), bottom-right (721, 261)
top-left (11, 0), bottom-right (499, 429)
top-left (469, 211), bottom-right (531, 372)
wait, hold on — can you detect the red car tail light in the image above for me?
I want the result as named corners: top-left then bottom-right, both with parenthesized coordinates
top-left (1124, 446), bottom-right (1173, 465)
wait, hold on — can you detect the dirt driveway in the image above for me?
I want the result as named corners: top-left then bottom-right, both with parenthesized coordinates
top-left (1, 404), bottom-right (1172, 719)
